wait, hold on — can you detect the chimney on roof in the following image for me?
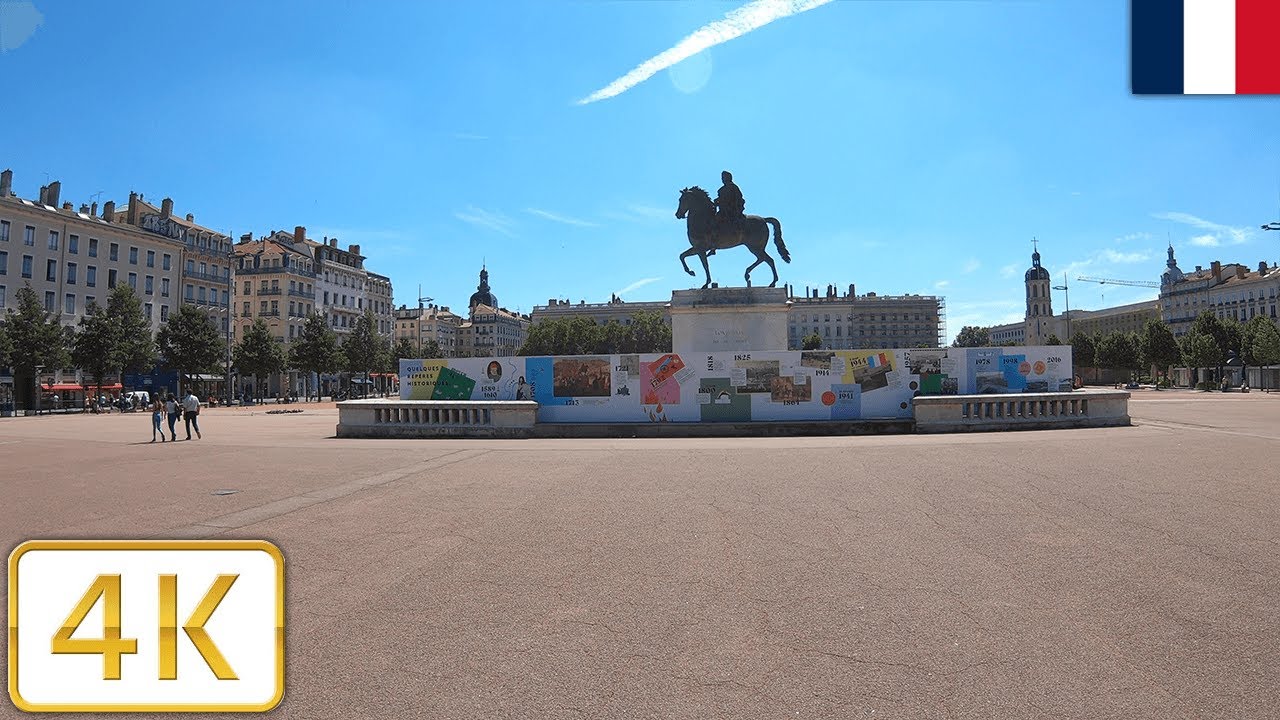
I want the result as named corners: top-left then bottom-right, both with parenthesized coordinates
top-left (127, 192), bottom-right (139, 224)
top-left (329, 238), bottom-right (337, 248)
top-left (61, 202), bottom-right (73, 211)
top-left (294, 226), bottom-right (305, 245)
top-left (185, 213), bottom-right (193, 222)
top-left (47, 181), bottom-right (60, 208)
top-left (0, 169), bottom-right (11, 197)
top-left (349, 244), bottom-right (361, 256)
top-left (90, 201), bottom-right (98, 217)
top-left (240, 232), bottom-right (253, 244)
top-left (1211, 260), bottom-right (1222, 281)
top-left (1235, 265), bottom-right (1246, 279)
top-left (102, 201), bottom-right (116, 222)
top-left (848, 283), bottom-right (855, 297)
top-left (1260, 261), bottom-right (1269, 276)
top-left (1195, 265), bottom-right (1202, 272)
top-left (38, 185), bottom-right (48, 205)
top-left (79, 204), bottom-right (90, 214)
top-left (161, 197), bottom-right (173, 218)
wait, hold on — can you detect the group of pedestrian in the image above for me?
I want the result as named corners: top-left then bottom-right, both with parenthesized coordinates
top-left (150, 391), bottom-right (204, 443)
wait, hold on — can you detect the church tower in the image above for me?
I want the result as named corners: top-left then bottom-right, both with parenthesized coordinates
top-left (1024, 240), bottom-right (1053, 344)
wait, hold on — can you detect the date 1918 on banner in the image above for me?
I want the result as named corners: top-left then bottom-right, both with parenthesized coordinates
top-left (8, 540), bottom-right (284, 713)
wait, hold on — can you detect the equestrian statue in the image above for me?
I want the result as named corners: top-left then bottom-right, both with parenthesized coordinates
top-left (675, 171), bottom-right (790, 288)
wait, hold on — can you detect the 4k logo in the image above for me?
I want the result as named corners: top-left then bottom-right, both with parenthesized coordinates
top-left (8, 540), bottom-right (284, 712)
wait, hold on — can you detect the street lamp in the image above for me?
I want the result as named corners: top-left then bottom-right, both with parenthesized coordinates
top-left (34, 364), bottom-right (44, 416)
top-left (226, 243), bottom-right (235, 406)
top-left (1052, 273), bottom-right (1070, 341)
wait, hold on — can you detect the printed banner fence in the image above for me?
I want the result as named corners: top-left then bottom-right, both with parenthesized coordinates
top-left (400, 346), bottom-right (1073, 423)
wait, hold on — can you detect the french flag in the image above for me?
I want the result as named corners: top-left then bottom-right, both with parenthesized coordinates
top-left (1132, 0), bottom-right (1280, 94)
top-left (867, 352), bottom-right (888, 369)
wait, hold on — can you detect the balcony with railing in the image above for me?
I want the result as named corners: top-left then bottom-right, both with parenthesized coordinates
top-left (184, 269), bottom-right (228, 283)
top-left (189, 296), bottom-right (229, 309)
top-left (288, 288), bottom-right (315, 299)
top-left (237, 264), bottom-right (316, 279)
top-left (257, 287), bottom-right (282, 296)
top-left (259, 310), bottom-right (281, 317)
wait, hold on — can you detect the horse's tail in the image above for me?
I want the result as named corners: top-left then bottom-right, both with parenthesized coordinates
top-left (764, 217), bottom-right (790, 263)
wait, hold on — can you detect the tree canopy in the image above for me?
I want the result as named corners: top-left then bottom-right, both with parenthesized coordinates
top-left (71, 302), bottom-right (123, 394)
top-left (234, 319), bottom-right (286, 395)
top-left (7, 285), bottom-right (70, 379)
top-left (801, 333), bottom-right (823, 350)
top-left (157, 304), bottom-right (223, 379)
top-left (1140, 319), bottom-right (1180, 378)
top-left (952, 326), bottom-right (989, 348)
top-left (518, 311), bottom-right (672, 356)
top-left (106, 285), bottom-right (157, 374)
top-left (1069, 332), bottom-right (1095, 368)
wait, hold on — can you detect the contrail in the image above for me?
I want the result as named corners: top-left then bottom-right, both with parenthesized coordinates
top-left (576, 0), bottom-right (834, 105)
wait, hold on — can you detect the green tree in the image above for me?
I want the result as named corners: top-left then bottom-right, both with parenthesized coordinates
top-left (289, 312), bottom-right (341, 401)
top-left (952, 325), bottom-right (989, 348)
top-left (341, 312), bottom-right (381, 394)
top-left (1045, 333), bottom-right (1063, 346)
top-left (1140, 319), bottom-right (1180, 387)
top-left (1248, 320), bottom-right (1280, 390)
top-left (106, 284), bottom-right (157, 375)
top-left (420, 339), bottom-right (444, 359)
top-left (235, 319), bottom-right (286, 400)
top-left (1096, 331), bottom-right (1138, 380)
top-left (1069, 331), bottom-right (1095, 383)
top-left (392, 337), bottom-right (418, 364)
top-left (7, 286), bottom-right (70, 409)
top-left (72, 302), bottom-right (123, 400)
top-left (0, 320), bottom-right (13, 370)
top-left (157, 304), bottom-right (222, 396)
top-left (802, 333), bottom-right (823, 350)
top-left (626, 311), bottom-right (673, 354)
top-left (1180, 330), bottom-right (1221, 389)
top-left (1189, 311), bottom-right (1228, 370)
top-left (1238, 315), bottom-right (1275, 369)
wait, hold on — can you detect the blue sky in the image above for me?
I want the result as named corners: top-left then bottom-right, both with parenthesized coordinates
top-left (2, 0), bottom-right (1278, 341)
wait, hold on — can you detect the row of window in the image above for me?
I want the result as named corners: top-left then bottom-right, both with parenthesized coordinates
top-left (790, 312), bottom-right (935, 324)
top-left (1, 221), bottom-right (178, 269)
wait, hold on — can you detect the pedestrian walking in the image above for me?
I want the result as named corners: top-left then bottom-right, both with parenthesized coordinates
top-left (182, 391), bottom-right (202, 440)
top-left (150, 397), bottom-right (166, 443)
top-left (164, 394), bottom-right (180, 442)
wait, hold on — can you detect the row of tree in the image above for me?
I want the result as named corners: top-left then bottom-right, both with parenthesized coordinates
top-left (0, 284), bottom-right (448, 405)
top-left (517, 311), bottom-right (672, 356)
top-left (1069, 312), bottom-right (1280, 385)
top-left (953, 313), bottom-right (1280, 387)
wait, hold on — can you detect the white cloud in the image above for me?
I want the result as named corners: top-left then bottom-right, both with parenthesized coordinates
top-left (615, 277), bottom-right (664, 297)
top-left (1099, 249), bottom-right (1152, 263)
top-left (1153, 211), bottom-right (1251, 245)
top-left (525, 208), bottom-right (600, 228)
top-left (0, 1), bottom-right (43, 53)
top-left (1000, 263), bottom-right (1019, 278)
top-left (454, 206), bottom-right (516, 237)
top-left (1189, 234), bottom-right (1220, 247)
top-left (934, 280), bottom-right (950, 289)
top-left (962, 258), bottom-right (981, 274)
top-left (1113, 232), bottom-right (1153, 244)
top-left (577, 0), bottom-right (835, 104)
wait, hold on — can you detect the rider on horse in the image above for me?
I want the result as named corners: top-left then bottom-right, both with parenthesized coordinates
top-left (708, 170), bottom-right (745, 256)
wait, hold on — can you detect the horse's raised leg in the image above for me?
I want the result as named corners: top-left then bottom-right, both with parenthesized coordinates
top-left (679, 247), bottom-right (699, 277)
top-left (744, 256), bottom-right (764, 287)
top-left (763, 254), bottom-right (779, 287)
top-left (699, 252), bottom-right (712, 288)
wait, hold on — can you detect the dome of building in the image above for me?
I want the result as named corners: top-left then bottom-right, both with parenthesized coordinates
top-left (1025, 250), bottom-right (1050, 281)
top-left (469, 266), bottom-right (498, 310)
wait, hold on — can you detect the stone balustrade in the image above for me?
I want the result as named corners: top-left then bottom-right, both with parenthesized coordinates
top-left (336, 399), bottom-right (539, 438)
top-left (912, 389), bottom-right (1130, 433)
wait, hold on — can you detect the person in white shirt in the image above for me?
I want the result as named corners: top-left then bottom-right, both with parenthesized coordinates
top-left (182, 391), bottom-right (202, 440)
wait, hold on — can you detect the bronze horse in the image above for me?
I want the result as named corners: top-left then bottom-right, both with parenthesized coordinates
top-left (675, 186), bottom-right (790, 288)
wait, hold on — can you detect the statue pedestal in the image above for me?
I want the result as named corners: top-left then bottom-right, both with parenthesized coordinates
top-left (669, 287), bottom-right (791, 354)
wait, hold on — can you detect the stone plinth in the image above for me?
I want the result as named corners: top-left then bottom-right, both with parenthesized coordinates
top-left (912, 389), bottom-right (1130, 433)
top-left (337, 399), bottom-right (539, 438)
top-left (669, 287), bottom-right (791, 355)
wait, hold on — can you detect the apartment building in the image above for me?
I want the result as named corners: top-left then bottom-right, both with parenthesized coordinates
top-left (786, 283), bottom-right (946, 350)
top-left (119, 193), bottom-right (234, 336)
top-left (1160, 246), bottom-right (1279, 337)
top-left (394, 303), bottom-right (463, 357)
top-left (232, 228), bottom-right (318, 345)
top-left (0, 172), bottom-right (185, 374)
top-left (531, 294), bottom-right (671, 327)
top-left (456, 267), bottom-right (529, 357)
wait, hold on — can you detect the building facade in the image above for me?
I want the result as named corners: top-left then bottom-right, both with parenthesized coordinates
top-left (1159, 246), bottom-right (1279, 337)
top-left (394, 304), bottom-right (463, 357)
top-left (786, 283), bottom-right (946, 350)
top-left (456, 267), bottom-right (529, 357)
top-left (531, 295), bottom-right (671, 327)
top-left (0, 172), bottom-right (185, 398)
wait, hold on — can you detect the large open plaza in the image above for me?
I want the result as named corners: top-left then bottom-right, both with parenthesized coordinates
top-left (3, 392), bottom-right (1278, 718)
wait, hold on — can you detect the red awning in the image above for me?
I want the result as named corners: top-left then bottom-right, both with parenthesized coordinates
top-left (44, 383), bottom-right (122, 392)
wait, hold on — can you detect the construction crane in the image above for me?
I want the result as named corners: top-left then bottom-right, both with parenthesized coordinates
top-left (1076, 276), bottom-right (1159, 288)
top-left (1077, 276), bottom-right (1159, 307)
